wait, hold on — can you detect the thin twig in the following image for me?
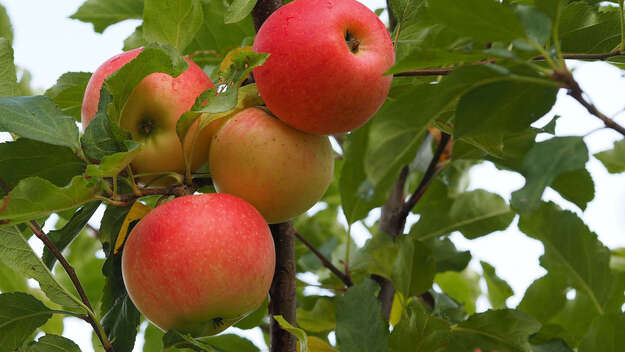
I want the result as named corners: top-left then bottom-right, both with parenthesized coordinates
top-left (553, 69), bottom-right (625, 137)
top-left (401, 133), bottom-right (452, 216)
top-left (294, 231), bottom-right (353, 287)
top-left (395, 51), bottom-right (625, 77)
top-left (27, 221), bottom-right (114, 352)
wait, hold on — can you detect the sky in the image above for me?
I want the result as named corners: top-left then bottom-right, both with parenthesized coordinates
top-left (1, 0), bottom-right (625, 351)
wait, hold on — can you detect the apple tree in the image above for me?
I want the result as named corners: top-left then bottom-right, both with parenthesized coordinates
top-left (1, 0), bottom-right (625, 351)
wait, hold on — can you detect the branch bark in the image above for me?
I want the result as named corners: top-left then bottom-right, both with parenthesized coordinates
top-left (376, 133), bottom-right (452, 319)
top-left (269, 222), bottom-right (297, 352)
top-left (552, 69), bottom-right (625, 137)
top-left (28, 221), bottom-right (114, 352)
top-left (394, 51), bottom-right (625, 77)
top-left (294, 231), bottom-right (353, 287)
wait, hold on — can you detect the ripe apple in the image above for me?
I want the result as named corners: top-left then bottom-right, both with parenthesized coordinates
top-left (121, 193), bottom-right (275, 336)
top-left (209, 107), bottom-right (334, 224)
top-left (252, 0), bottom-right (395, 135)
top-left (81, 47), bottom-right (215, 182)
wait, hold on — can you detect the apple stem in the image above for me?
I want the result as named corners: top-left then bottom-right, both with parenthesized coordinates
top-left (268, 222), bottom-right (297, 352)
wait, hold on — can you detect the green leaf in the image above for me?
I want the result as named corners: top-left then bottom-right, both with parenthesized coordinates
top-left (297, 297), bottom-right (336, 333)
top-left (104, 43), bottom-right (189, 124)
top-left (388, 0), bottom-right (422, 27)
top-left (515, 5), bottom-right (552, 45)
top-left (0, 227), bottom-right (83, 309)
top-left (225, 0), bottom-right (257, 24)
top-left (578, 314), bottom-right (625, 352)
top-left (0, 261), bottom-right (29, 293)
top-left (196, 334), bottom-right (260, 352)
top-left (511, 137), bottom-right (589, 214)
top-left (26, 334), bottom-right (81, 352)
top-left (0, 138), bottom-right (86, 196)
top-left (517, 273), bottom-right (568, 323)
top-left (365, 65), bottom-right (535, 192)
top-left (336, 278), bottom-right (389, 352)
top-left (550, 168), bottom-right (595, 211)
top-left (430, 290), bottom-right (467, 323)
top-left (0, 96), bottom-right (80, 151)
top-left (454, 81), bottom-right (557, 138)
top-left (350, 230), bottom-right (398, 280)
top-left (426, 0), bottom-right (525, 42)
top-left (44, 72), bottom-right (92, 122)
top-left (0, 176), bottom-right (101, 226)
top-left (339, 121), bottom-right (388, 224)
top-left (559, 3), bottom-right (621, 53)
top-left (42, 201), bottom-right (101, 269)
top-left (85, 141), bottom-right (142, 178)
top-left (388, 300), bottom-right (449, 352)
top-left (273, 316), bottom-right (309, 352)
top-left (0, 293), bottom-right (53, 352)
top-left (80, 89), bottom-right (126, 161)
top-left (435, 270), bottom-right (481, 314)
top-left (0, 4), bottom-right (13, 43)
top-left (143, 0), bottom-right (204, 51)
top-left (550, 290), bottom-right (600, 347)
top-left (447, 309), bottom-right (541, 352)
top-left (411, 188), bottom-right (515, 241)
top-left (70, 0), bottom-right (143, 33)
top-left (0, 38), bottom-right (17, 98)
top-left (234, 296), bottom-right (267, 330)
top-left (143, 323), bottom-right (164, 352)
top-left (184, 0), bottom-right (255, 66)
top-left (123, 25), bottom-right (146, 51)
top-left (594, 138), bottom-right (625, 173)
top-left (427, 237), bottom-right (471, 273)
top-left (391, 236), bottom-right (435, 298)
top-left (481, 261), bottom-right (514, 309)
top-left (100, 294), bottom-right (140, 352)
top-left (519, 202), bottom-right (612, 314)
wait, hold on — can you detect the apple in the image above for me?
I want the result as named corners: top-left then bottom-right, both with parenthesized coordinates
top-left (252, 0), bottom-right (395, 135)
top-left (81, 47), bottom-right (215, 182)
top-left (121, 193), bottom-right (275, 336)
top-left (209, 107), bottom-right (334, 224)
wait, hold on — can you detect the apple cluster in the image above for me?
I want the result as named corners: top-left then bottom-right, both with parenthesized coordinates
top-left (80, 0), bottom-right (393, 337)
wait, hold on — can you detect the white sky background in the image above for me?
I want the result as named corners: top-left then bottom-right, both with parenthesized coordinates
top-left (1, 0), bottom-right (625, 351)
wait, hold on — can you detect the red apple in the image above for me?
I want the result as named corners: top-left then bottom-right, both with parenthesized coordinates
top-left (81, 48), bottom-right (215, 181)
top-left (252, 0), bottom-right (395, 135)
top-left (121, 193), bottom-right (275, 336)
top-left (209, 107), bottom-right (334, 224)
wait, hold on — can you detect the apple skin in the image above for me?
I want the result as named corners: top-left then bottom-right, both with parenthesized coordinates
top-left (252, 0), bottom-right (395, 135)
top-left (209, 107), bottom-right (334, 224)
top-left (121, 193), bottom-right (275, 336)
top-left (81, 48), bottom-right (215, 180)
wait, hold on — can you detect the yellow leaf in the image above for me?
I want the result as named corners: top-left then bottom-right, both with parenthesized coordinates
top-left (114, 202), bottom-right (151, 254)
top-left (308, 336), bottom-right (338, 352)
top-left (390, 291), bottom-right (405, 327)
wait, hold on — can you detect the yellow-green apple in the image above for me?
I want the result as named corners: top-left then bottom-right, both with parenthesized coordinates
top-left (209, 107), bottom-right (334, 224)
top-left (252, 0), bottom-right (395, 135)
top-left (121, 193), bottom-right (275, 336)
top-left (81, 47), bottom-right (215, 182)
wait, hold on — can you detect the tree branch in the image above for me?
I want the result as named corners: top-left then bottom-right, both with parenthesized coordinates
top-left (27, 221), bottom-right (114, 352)
top-left (394, 51), bottom-right (625, 77)
top-left (269, 222), bottom-right (297, 352)
top-left (400, 132), bottom-right (452, 217)
top-left (551, 69), bottom-right (625, 137)
top-left (294, 231), bottom-right (353, 287)
top-left (251, 0), bottom-right (283, 31)
top-left (376, 133), bottom-right (451, 319)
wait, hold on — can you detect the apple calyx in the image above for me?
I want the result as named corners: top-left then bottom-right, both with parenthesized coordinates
top-left (138, 117), bottom-right (156, 137)
top-left (345, 30), bottom-right (360, 53)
